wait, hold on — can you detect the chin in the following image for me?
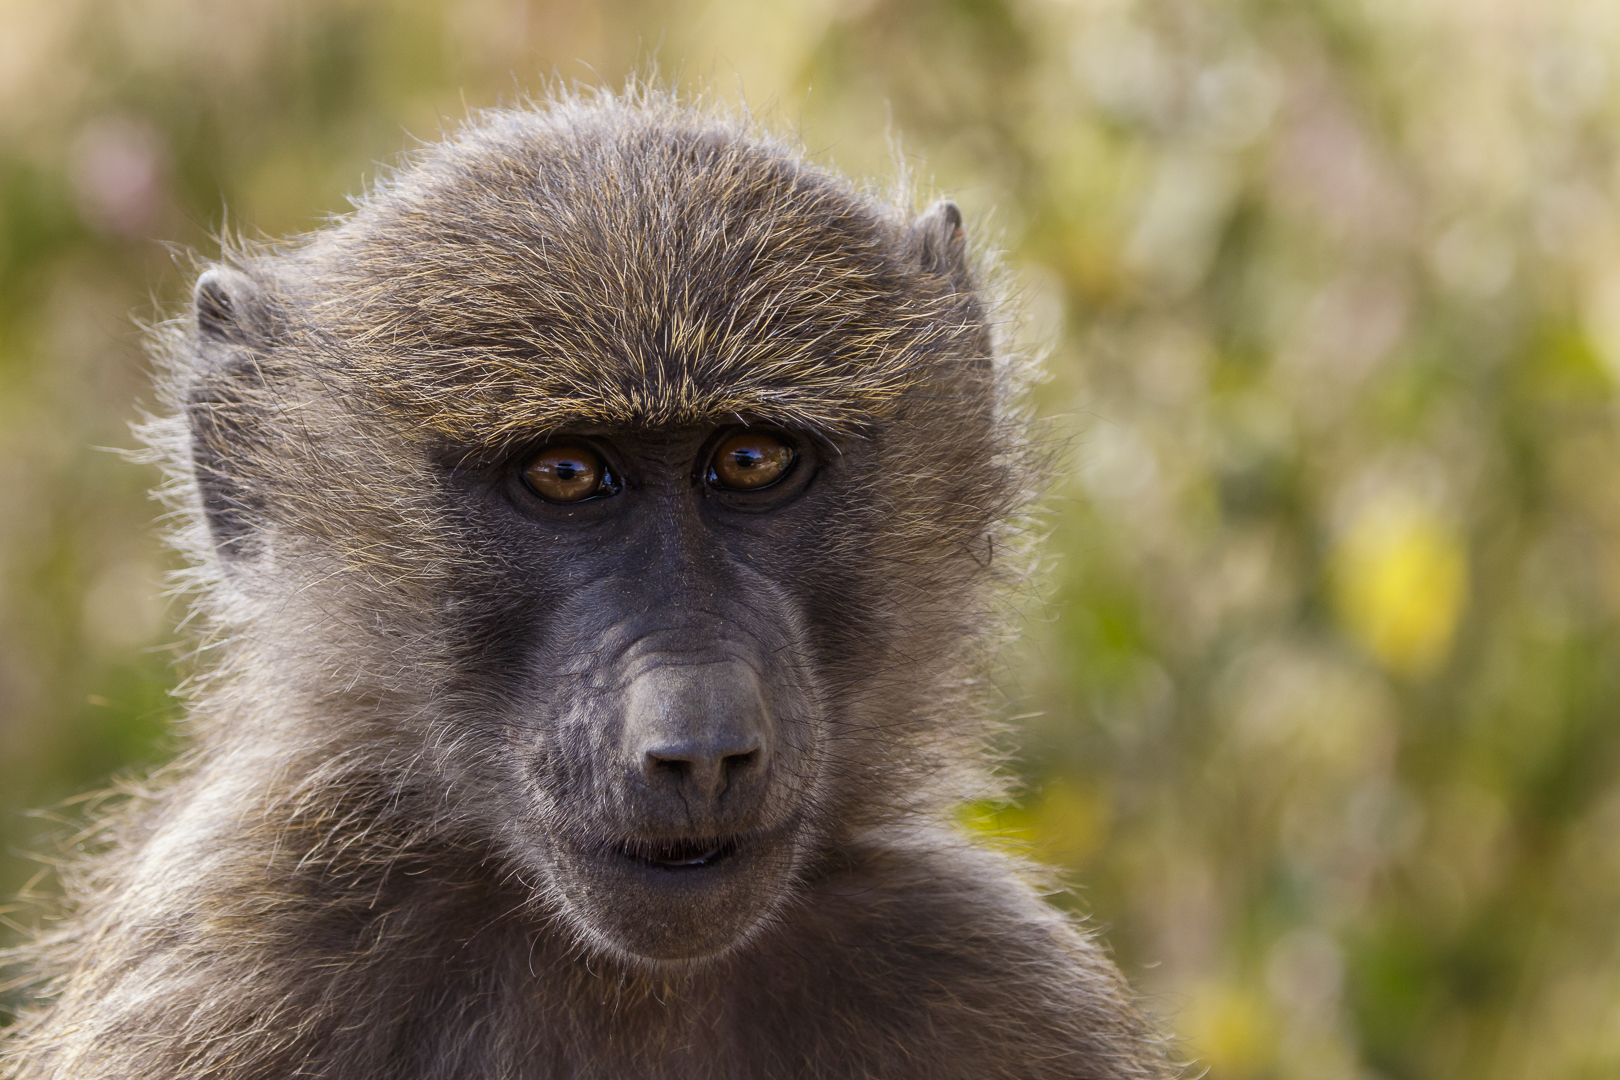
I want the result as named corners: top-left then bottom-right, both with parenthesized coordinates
top-left (544, 827), bottom-right (802, 966)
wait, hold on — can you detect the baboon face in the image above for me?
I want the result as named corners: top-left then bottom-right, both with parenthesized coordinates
top-left (442, 423), bottom-right (848, 962)
top-left (185, 102), bottom-right (1001, 969)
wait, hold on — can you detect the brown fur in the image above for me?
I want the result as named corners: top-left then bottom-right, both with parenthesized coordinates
top-left (1, 86), bottom-right (1173, 1079)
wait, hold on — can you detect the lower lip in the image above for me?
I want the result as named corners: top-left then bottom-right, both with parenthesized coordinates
top-left (615, 837), bottom-right (739, 871)
top-left (652, 845), bottom-right (724, 868)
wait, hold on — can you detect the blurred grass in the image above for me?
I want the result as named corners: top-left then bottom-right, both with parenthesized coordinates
top-left (5, 1), bottom-right (1620, 1077)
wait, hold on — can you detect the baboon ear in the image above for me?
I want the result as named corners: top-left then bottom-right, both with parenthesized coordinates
top-left (188, 265), bottom-right (269, 562)
top-left (194, 266), bottom-right (260, 344)
top-left (914, 200), bottom-right (970, 288)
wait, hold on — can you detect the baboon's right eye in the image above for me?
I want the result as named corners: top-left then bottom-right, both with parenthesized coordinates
top-left (523, 445), bottom-right (612, 503)
top-left (707, 431), bottom-right (796, 492)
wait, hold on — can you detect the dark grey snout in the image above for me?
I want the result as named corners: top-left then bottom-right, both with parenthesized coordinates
top-left (624, 661), bottom-right (770, 809)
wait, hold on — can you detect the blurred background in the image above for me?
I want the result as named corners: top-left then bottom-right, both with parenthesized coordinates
top-left (2, 0), bottom-right (1619, 1076)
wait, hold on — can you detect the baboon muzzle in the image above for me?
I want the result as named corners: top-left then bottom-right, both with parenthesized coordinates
top-left (545, 651), bottom-right (796, 962)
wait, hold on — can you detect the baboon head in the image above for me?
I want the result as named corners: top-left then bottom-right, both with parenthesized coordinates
top-left (173, 92), bottom-right (1025, 968)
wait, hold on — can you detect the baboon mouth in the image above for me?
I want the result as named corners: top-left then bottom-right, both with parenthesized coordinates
top-left (616, 836), bottom-right (739, 869)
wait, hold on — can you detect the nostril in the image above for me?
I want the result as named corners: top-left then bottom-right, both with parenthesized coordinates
top-left (648, 754), bottom-right (691, 778)
top-left (640, 742), bottom-right (763, 796)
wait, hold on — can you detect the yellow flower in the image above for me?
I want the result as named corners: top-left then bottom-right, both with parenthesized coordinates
top-left (1332, 498), bottom-right (1468, 678)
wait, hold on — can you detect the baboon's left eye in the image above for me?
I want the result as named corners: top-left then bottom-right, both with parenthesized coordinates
top-left (708, 431), bottom-right (796, 491)
top-left (524, 445), bottom-right (612, 503)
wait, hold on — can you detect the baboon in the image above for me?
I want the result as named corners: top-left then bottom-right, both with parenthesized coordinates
top-left (2, 88), bottom-right (1173, 1079)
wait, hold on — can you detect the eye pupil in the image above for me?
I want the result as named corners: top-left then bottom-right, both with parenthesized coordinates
top-left (710, 432), bottom-right (794, 491)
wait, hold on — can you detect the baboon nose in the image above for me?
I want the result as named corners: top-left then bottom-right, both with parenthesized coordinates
top-left (643, 736), bottom-right (763, 799)
top-left (625, 661), bottom-right (770, 803)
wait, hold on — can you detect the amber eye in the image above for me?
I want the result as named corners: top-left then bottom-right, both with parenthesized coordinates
top-left (708, 431), bottom-right (796, 491)
top-left (523, 445), bottom-right (609, 503)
